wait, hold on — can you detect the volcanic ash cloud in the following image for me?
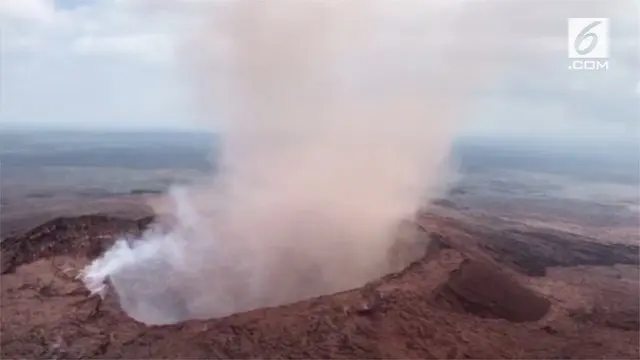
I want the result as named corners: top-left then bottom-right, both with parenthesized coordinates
top-left (80, 0), bottom-right (548, 325)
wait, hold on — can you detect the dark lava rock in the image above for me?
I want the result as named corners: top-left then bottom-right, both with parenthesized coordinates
top-left (478, 229), bottom-right (639, 277)
top-left (1, 215), bottom-right (154, 274)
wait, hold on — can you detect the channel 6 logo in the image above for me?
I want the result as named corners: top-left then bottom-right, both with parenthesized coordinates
top-left (568, 18), bottom-right (610, 59)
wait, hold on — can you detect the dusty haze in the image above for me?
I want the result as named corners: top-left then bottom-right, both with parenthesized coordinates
top-left (82, 0), bottom-right (618, 325)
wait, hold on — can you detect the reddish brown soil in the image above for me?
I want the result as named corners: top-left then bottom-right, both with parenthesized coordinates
top-left (1, 213), bottom-right (638, 359)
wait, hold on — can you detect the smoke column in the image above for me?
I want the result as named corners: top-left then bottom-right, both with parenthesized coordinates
top-left (81, 0), bottom-right (600, 325)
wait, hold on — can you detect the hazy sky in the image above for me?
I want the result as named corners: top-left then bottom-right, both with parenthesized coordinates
top-left (1, 0), bottom-right (638, 139)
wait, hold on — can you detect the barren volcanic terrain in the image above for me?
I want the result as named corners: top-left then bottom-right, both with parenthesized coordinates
top-left (2, 131), bottom-right (638, 358)
top-left (1, 209), bottom-right (638, 359)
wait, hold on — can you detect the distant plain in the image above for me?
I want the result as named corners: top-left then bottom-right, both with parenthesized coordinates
top-left (1, 130), bottom-right (637, 244)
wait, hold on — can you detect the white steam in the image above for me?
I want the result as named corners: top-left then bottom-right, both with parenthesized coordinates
top-left (81, 0), bottom-right (614, 325)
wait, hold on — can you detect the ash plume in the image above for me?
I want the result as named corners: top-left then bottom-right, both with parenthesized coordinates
top-left (81, 0), bottom-right (614, 325)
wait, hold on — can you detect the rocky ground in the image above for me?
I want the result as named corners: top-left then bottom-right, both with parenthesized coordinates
top-left (1, 211), bottom-right (638, 359)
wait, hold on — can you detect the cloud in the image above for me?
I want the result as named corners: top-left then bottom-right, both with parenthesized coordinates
top-left (0, 0), bottom-right (637, 135)
top-left (0, 0), bottom-right (56, 23)
top-left (1, 35), bottom-right (44, 53)
top-left (0, 0), bottom-right (206, 130)
top-left (0, 0), bottom-right (198, 62)
top-left (71, 33), bottom-right (176, 63)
